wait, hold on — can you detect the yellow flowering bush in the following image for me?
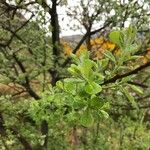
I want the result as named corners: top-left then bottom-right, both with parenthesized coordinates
top-left (62, 36), bottom-right (150, 66)
top-left (62, 37), bottom-right (116, 59)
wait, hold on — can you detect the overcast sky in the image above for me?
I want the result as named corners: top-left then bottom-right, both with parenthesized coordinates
top-left (57, 0), bottom-right (84, 36)
top-left (24, 0), bottom-right (148, 36)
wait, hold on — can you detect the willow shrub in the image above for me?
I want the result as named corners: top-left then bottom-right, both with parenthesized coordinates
top-left (1, 26), bottom-right (149, 149)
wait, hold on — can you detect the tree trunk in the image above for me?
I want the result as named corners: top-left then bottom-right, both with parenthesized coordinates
top-left (51, 0), bottom-right (60, 57)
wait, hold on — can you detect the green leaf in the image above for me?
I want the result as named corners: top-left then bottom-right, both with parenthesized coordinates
top-left (98, 58), bottom-right (109, 70)
top-left (70, 53), bottom-right (79, 63)
top-left (104, 51), bottom-right (116, 63)
top-left (128, 84), bottom-right (143, 94)
top-left (121, 87), bottom-right (138, 109)
top-left (64, 79), bottom-right (76, 94)
top-left (124, 25), bottom-right (137, 45)
top-left (85, 82), bottom-right (102, 95)
top-left (85, 84), bottom-right (94, 94)
top-left (80, 110), bottom-right (94, 127)
top-left (100, 110), bottom-right (109, 118)
top-left (56, 81), bottom-right (63, 89)
top-left (124, 44), bottom-right (138, 55)
top-left (67, 68), bottom-right (77, 76)
top-left (79, 51), bottom-right (90, 62)
top-left (80, 59), bottom-right (94, 79)
top-left (101, 102), bottom-right (110, 110)
top-left (90, 97), bottom-right (103, 109)
top-left (96, 73), bottom-right (105, 83)
top-left (68, 64), bottom-right (80, 76)
top-left (124, 55), bottom-right (141, 62)
top-left (73, 99), bottom-right (87, 109)
top-left (92, 82), bottom-right (102, 94)
top-left (109, 30), bottom-right (121, 46)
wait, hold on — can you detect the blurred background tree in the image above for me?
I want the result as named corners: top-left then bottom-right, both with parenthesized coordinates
top-left (0, 0), bottom-right (150, 149)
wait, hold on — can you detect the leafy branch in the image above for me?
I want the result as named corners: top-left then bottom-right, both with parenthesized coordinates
top-left (103, 61), bottom-right (150, 85)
